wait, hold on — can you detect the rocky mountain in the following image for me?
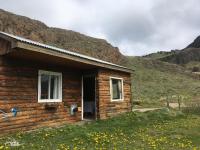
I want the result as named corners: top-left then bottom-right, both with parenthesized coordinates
top-left (160, 48), bottom-right (200, 65)
top-left (186, 36), bottom-right (200, 48)
top-left (143, 36), bottom-right (200, 67)
top-left (0, 9), bottom-right (126, 65)
top-left (143, 50), bottom-right (178, 60)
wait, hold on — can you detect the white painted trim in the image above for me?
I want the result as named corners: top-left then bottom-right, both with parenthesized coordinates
top-left (110, 77), bottom-right (124, 102)
top-left (38, 70), bottom-right (62, 103)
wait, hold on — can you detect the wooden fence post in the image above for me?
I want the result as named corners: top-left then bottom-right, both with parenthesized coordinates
top-left (178, 96), bottom-right (181, 110)
top-left (166, 96), bottom-right (169, 108)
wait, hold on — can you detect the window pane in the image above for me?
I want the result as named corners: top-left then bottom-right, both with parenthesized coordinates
top-left (112, 79), bottom-right (122, 100)
top-left (50, 75), bottom-right (59, 99)
top-left (41, 74), bottom-right (49, 99)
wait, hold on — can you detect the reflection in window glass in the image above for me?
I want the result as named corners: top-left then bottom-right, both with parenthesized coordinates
top-left (111, 78), bottom-right (122, 100)
top-left (39, 70), bottom-right (62, 102)
top-left (50, 75), bottom-right (59, 99)
top-left (40, 74), bottom-right (49, 99)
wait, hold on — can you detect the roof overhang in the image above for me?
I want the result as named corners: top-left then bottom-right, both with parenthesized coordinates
top-left (0, 32), bottom-right (134, 73)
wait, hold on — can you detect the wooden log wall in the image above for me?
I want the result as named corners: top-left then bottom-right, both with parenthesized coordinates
top-left (0, 56), bottom-right (82, 134)
top-left (97, 69), bottom-right (132, 119)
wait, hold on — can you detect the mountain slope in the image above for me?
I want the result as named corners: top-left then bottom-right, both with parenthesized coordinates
top-left (129, 35), bottom-right (200, 106)
top-left (160, 48), bottom-right (200, 65)
top-left (143, 50), bottom-right (178, 60)
top-left (0, 9), bottom-right (126, 65)
top-left (127, 56), bottom-right (200, 107)
top-left (187, 36), bottom-right (200, 48)
top-left (156, 36), bottom-right (200, 66)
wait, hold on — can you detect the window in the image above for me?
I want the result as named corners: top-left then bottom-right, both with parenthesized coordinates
top-left (38, 70), bottom-right (62, 102)
top-left (110, 77), bottom-right (123, 101)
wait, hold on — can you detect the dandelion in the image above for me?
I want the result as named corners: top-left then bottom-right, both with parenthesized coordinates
top-left (0, 146), bottom-right (4, 150)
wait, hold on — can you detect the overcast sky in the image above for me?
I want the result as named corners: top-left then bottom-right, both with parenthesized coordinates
top-left (1, 0), bottom-right (200, 56)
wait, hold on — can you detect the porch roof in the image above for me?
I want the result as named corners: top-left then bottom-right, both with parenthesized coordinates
top-left (0, 31), bottom-right (133, 73)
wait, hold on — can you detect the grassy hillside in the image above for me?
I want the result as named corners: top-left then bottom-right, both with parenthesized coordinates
top-left (143, 50), bottom-right (177, 60)
top-left (160, 48), bottom-right (200, 65)
top-left (183, 61), bottom-right (200, 71)
top-left (127, 56), bottom-right (200, 107)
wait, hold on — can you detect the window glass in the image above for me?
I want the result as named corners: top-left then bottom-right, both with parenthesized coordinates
top-left (50, 75), bottom-right (59, 99)
top-left (111, 78), bottom-right (123, 100)
top-left (38, 70), bottom-right (62, 102)
top-left (40, 74), bottom-right (49, 99)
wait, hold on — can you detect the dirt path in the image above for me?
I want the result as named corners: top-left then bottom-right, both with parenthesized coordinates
top-left (168, 103), bottom-right (185, 108)
top-left (132, 102), bottom-right (186, 112)
top-left (132, 108), bottom-right (163, 112)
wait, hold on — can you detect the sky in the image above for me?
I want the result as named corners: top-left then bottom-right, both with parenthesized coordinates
top-left (1, 0), bottom-right (200, 56)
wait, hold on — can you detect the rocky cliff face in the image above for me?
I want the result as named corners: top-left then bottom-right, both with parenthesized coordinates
top-left (160, 48), bottom-right (200, 64)
top-left (187, 36), bottom-right (200, 48)
top-left (0, 9), bottom-right (127, 65)
top-left (157, 36), bottom-right (200, 65)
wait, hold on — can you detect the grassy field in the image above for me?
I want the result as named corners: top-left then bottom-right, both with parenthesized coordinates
top-left (127, 56), bottom-right (200, 107)
top-left (0, 109), bottom-right (200, 150)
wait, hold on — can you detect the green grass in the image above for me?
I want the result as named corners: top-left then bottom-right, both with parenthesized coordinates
top-left (127, 56), bottom-right (200, 107)
top-left (0, 109), bottom-right (200, 149)
top-left (183, 61), bottom-right (200, 71)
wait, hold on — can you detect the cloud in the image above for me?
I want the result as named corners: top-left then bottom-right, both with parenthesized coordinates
top-left (1, 0), bottom-right (200, 56)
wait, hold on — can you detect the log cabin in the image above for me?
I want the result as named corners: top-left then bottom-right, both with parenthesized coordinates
top-left (0, 31), bottom-right (133, 134)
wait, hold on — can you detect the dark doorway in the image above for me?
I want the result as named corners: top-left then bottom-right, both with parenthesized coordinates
top-left (83, 75), bottom-right (96, 120)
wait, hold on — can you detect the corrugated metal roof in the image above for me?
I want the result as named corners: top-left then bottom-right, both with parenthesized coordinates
top-left (0, 31), bottom-right (132, 72)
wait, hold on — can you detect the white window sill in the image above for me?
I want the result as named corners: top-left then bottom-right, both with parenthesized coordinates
top-left (38, 99), bottom-right (62, 103)
top-left (111, 99), bottom-right (124, 102)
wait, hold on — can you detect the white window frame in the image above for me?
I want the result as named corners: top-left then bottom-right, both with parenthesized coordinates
top-left (38, 70), bottom-right (62, 103)
top-left (110, 77), bottom-right (124, 102)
